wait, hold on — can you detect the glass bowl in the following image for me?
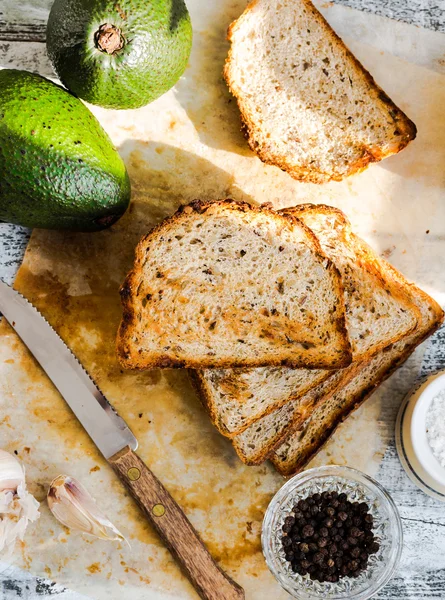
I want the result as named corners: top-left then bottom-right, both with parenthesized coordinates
top-left (262, 466), bottom-right (403, 600)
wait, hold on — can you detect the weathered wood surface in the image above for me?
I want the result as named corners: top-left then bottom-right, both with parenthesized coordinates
top-left (0, 0), bottom-right (445, 598)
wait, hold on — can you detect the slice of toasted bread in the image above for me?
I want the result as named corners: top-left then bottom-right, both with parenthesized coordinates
top-left (287, 205), bottom-right (420, 357)
top-left (194, 204), bottom-right (419, 441)
top-left (224, 0), bottom-right (416, 183)
top-left (189, 366), bottom-right (332, 438)
top-left (231, 366), bottom-right (358, 464)
top-left (271, 274), bottom-right (443, 476)
top-left (117, 200), bottom-right (352, 370)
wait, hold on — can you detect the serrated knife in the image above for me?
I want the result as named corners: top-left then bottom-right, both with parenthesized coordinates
top-left (0, 280), bottom-right (244, 600)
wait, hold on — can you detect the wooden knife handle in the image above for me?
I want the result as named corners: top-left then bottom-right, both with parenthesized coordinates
top-left (109, 446), bottom-right (245, 600)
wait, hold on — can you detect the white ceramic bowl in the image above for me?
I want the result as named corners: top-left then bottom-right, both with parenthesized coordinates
top-left (396, 370), bottom-right (445, 501)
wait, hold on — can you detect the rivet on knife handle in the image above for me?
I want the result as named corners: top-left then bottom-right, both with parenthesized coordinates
top-left (109, 446), bottom-right (245, 600)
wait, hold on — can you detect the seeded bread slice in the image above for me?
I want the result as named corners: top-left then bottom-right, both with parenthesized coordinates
top-left (231, 365), bottom-right (359, 464)
top-left (117, 200), bottom-right (351, 370)
top-left (193, 204), bottom-right (419, 440)
top-left (224, 0), bottom-right (416, 183)
top-left (288, 205), bottom-right (420, 357)
top-left (189, 366), bottom-right (333, 437)
top-left (271, 273), bottom-right (444, 476)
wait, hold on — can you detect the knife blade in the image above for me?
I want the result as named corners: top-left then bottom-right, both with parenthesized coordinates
top-left (0, 280), bottom-right (244, 600)
top-left (0, 279), bottom-right (137, 459)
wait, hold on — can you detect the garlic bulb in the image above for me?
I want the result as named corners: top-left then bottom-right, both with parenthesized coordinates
top-left (47, 475), bottom-right (126, 543)
top-left (0, 450), bottom-right (40, 557)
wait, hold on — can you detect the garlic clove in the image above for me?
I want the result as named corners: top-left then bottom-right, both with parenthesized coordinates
top-left (0, 450), bottom-right (25, 492)
top-left (0, 450), bottom-right (40, 557)
top-left (47, 475), bottom-right (127, 544)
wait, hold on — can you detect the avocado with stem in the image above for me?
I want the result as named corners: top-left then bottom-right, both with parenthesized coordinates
top-left (0, 70), bottom-right (130, 231)
top-left (46, 0), bottom-right (193, 110)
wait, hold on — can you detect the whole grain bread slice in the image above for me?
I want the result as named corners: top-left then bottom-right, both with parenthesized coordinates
top-left (193, 204), bottom-right (419, 440)
top-left (271, 274), bottom-right (444, 476)
top-left (288, 205), bottom-right (420, 356)
top-left (117, 200), bottom-right (352, 370)
top-left (189, 366), bottom-right (333, 438)
top-left (224, 0), bottom-right (416, 183)
top-left (231, 364), bottom-right (359, 464)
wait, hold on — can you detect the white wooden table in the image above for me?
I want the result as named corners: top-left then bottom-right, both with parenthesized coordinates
top-left (0, 0), bottom-right (444, 598)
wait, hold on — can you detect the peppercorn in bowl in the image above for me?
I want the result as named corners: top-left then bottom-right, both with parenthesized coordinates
top-left (262, 466), bottom-right (403, 599)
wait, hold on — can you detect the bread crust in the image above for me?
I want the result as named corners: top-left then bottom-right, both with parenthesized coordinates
top-left (117, 199), bottom-right (352, 370)
top-left (224, 0), bottom-right (417, 183)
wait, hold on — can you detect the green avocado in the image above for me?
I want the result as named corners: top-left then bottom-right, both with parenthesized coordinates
top-left (0, 70), bottom-right (130, 231)
top-left (46, 0), bottom-right (193, 110)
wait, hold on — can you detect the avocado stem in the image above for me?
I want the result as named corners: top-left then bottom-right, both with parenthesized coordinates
top-left (95, 23), bottom-right (124, 55)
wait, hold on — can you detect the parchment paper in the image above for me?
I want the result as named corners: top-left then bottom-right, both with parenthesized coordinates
top-left (0, 1), bottom-right (445, 598)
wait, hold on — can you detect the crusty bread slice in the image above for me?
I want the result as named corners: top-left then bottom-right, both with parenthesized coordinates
top-left (193, 204), bottom-right (419, 440)
top-left (287, 205), bottom-right (420, 357)
top-left (189, 366), bottom-right (333, 438)
top-left (231, 365), bottom-right (359, 464)
top-left (271, 274), bottom-right (444, 476)
top-left (224, 0), bottom-right (416, 183)
top-left (117, 200), bottom-right (352, 370)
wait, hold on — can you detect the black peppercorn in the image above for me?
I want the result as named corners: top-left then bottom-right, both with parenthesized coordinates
top-left (282, 536), bottom-right (292, 548)
top-left (309, 542), bottom-right (318, 552)
top-left (347, 536), bottom-right (359, 546)
top-left (280, 492), bottom-right (380, 584)
top-left (329, 543), bottom-right (338, 555)
top-left (302, 524), bottom-right (315, 538)
top-left (349, 527), bottom-right (362, 538)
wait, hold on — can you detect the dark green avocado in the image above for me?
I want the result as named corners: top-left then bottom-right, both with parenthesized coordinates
top-left (46, 0), bottom-right (193, 110)
top-left (0, 70), bottom-right (130, 231)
